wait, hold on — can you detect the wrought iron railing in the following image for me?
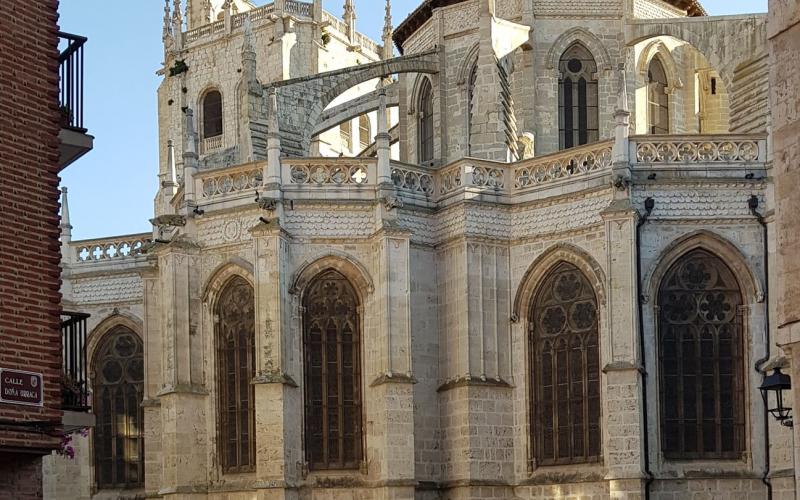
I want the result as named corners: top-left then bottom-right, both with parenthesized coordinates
top-left (58, 32), bottom-right (87, 132)
top-left (61, 312), bottom-right (90, 411)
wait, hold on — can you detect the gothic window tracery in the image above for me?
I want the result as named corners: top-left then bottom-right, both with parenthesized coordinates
top-left (93, 327), bottom-right (144, 490)
top-left (658, 249), bottom-right (745, 459)
top-left (647, 57), bottom-right (670, 134)
top-left (341, 120), bottom-right (353, 154)
top-left (202, 89), bottom-right (223, 139)
top-left (216, 276), bottom-right (256, 473)
top-left (303, 270), bottom-right (363, 470)
top-left (418, 78), bottom-right (434, 163)
top-left (529, 262), bottom-right (601, 466)
top-left (558, 43), bottom-right (599, 150)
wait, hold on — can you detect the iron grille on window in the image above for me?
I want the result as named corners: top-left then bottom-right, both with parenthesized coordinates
top-left (418, 78), bottom-right (434, 163)
top-left (61, 311), bottom-right (90, 411)
top-left (216, 276), bottom-right (256, 473)
top-left (93, 327), bottom-right (144, 490)
top-left (530, 262), bottom-right (601, 466)
top-left (558, 43), bottom-right (599, 150)
top-left (203, 90), bottom-right (223, 139)
top-left (303, 270), bottom-right (363, 470)
top-left (658, 250), bottom-right (745, 459)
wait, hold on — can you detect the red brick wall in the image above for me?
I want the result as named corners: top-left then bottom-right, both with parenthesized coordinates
top-left (0, 0), bottom-right (64, 454)
top-left (0, 454), bottom-right (43, 500)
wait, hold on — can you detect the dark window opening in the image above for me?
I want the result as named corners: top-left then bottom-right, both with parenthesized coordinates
top-left (647, 57), bottom-right (670, 135)
top-left (658, 249), bottom-right (745, 460)
top-left (202, 89), bottom-right (223, 138)
top-left (558, 44), bottom-right (598, 150)
top-left (216, 276), bottom-right (256, 473)
top-left (93, 328), bottom-right (144, 490)
top-left (530, 262), bottom-right (601, 466)
top-left (418, 79), bottom-right (434, 163)
top-left (303, 270), bottom-right (363, 470)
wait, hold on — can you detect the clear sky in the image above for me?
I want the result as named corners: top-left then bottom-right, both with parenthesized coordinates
top-left (58, 0), bottom-right (768, 240)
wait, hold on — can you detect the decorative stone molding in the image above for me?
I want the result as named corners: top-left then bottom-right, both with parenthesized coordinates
top-left (545, 27), bottom-right (613, 71)
top-left (72, 275), bottom-right (144, 305)
top-left (289, 252), bottom-right (375, 299)
top-left (513, 242), bottom-right (608, 320)
top-left (642, 229), bottom-right (763, 304)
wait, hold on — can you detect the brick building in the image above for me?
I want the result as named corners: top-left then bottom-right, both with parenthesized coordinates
top-left (0, 0), bottom-right (92, 498)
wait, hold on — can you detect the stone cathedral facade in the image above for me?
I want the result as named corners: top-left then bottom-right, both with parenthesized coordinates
top-left (44, 0), bottom-right (798, 499)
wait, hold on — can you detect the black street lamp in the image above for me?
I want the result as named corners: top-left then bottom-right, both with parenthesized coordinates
top-left (759, 368), bottom-right (793, 427)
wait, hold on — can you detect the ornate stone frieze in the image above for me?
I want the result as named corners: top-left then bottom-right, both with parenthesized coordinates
top-left (72, 274), bottom-right (144, 304)
top-left (442, 0), bottom-right (480, 36)
top-left (283, 206), bottom-right (376, 238)
top-left (197, 214), bottom-right (260, 247)
top-left (632, 187), bottom-right (767, 218)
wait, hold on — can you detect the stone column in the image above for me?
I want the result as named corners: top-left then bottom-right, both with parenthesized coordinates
top-left (600, 198), bottom-right (646, 498)
top-left (141, 267), bottom-right (164, 497)
top-left (436, 240), bottom-right (515, 499)
top-left (154, 238), bottom-right (208, 498)
top-left (367, 227), bottom-right (416, 499)
top-left (250, 221), bottom-right (301, 500)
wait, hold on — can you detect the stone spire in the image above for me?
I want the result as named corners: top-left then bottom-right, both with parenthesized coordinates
top-left (167, 140), bottom-right (177, 186)
top-left (60, 187), bottom-right (73, 264)
top-left (163, 0), bottom-right (173, 42)
top-left (266, 88), bottom-right (282, 186)
top-left (183, 109), bottom-right (199, 203)
top-left (612, 67), bottom-right (631, 164)
top-left (203, 0), bottom-right (213, 24)
top-left (376, 84), bottom-right (391, 184)
top-left (172, 0), bottom-right (184, 48)
top-left (343, 0), bottom-right (356, 42)
top-left (382, 0), bottom-right (393, 60)
top-left (241, 15), bottom-right (259, 94)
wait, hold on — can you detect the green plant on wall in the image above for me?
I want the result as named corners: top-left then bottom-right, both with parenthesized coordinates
top-left (321, 30), bottom-right (331, 46)
top-left (169, 59), bottom-right (189, 77)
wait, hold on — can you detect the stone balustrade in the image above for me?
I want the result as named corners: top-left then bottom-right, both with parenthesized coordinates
top-left (184, 2), bottom-right (316, 46)
top-left (169, 134), bottom-right (766, 209)
top-left (72, 234), bottom-right (151, 263)
top-left (513, 140), bottom-right (613, 189)
top-left (283, 157), bottom-right (375, 186)
top-left (630, 134), bottom-right (767, 165)
top-left (199, 164), bottom-right (263, 198)
top-left (201, 135), bottom-right (224, 154)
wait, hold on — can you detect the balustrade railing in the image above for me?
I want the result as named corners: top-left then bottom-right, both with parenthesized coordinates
top-left (200, 164), bottom-right (263, 198)
top-left (284, 158), bottom-right (375, 186)
top-left (631, 135), bottom-right (765, 164)
top-left (322, 11), bottom-right (348, 35)
top-left (202, 135), bottom-right (224, 154)
top-left (513, 140), bottom-right (613, 189)
top-left (285, 0), bottom-right (313, 17)
top-left (58, 32), bottom-right (87, 132)
top-left (61, 312), bottom-right (90, 411)
top-left (73, 235), bottom-right (151, 263)
top-left (391, 163), bottom-right (435, 196)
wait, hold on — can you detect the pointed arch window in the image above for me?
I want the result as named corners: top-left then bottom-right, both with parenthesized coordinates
top-left (303, 270), bottom-right (363, 470)
top-left (359, 115), bottom-right (371, 151)
top-left (530, 262), bottom-right (601, 466)
top-left (647, 57), bottom-right (670, 134)
top-left (341, 120), bottom-right (353, 155)
top-left (418, 78), bottom-right (434, 163)
top-left (658, 250), bottom-right (745, 459)
top-left (467, 64), bottom-right (478, 155)
top-left (558, 43), bottom-right (599, 150)
top-left (216, 276), bottom-right (256, 473)
top-left (202, 89), bottom-right (223, 139)
top-left (93, 327), bottom-right (144, 490)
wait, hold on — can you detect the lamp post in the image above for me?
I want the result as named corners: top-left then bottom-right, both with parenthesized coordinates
top-left (759, 368), bottom-right (793, 427)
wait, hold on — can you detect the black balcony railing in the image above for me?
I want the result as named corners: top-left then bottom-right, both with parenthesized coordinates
top-left (61, 311), bottom-right (90, 411)
top-left (58, 32), bottom-right (87, 132)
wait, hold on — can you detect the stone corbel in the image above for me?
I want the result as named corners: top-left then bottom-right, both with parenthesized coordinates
top-left (383, 195), bottom-right (404, 211)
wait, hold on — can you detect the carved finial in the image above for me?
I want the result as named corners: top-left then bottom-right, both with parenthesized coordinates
top-left (616, 67), bottom-right (629, 114)
top-left (172, 0), bottom-right (183, 31)
top-left (343, 0), bottom-right (356, 41)
top-left (382, 0), bottom-right (393, 59)
top-left (163, 0), bottom-right (173, 41)
top-left (242, 14), bottom-right (254, 54)
top-left (184, 108), bottom-right (198, 163)
top-left (60, 187), bottom-right (72, 233)
top-left (167, 140), bottom-right (177, 185)
top-left (203, 0), bottom-right (212, 23)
